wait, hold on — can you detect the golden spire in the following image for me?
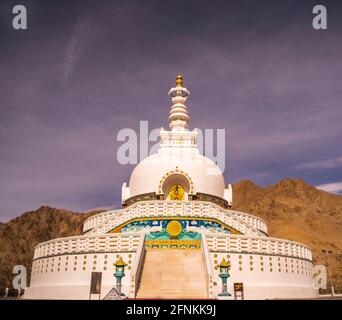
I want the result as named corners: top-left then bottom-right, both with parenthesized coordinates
top-left (176, 73), bottom-right (183, 87)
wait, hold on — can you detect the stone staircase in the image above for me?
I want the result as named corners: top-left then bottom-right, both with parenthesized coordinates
top-left (136, 249), bottom-right (208, 299)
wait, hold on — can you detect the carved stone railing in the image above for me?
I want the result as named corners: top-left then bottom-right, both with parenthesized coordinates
top-left (194, 192), bottom-right (229, 209)
top-left (83, 209), bottom-right (121, 233)
top-left (201, 236), bottom-right (215, 298)
top-left (228, 209), bottom-right (268, 235)
top-left (122, 193), bottom-right (158, 208)
top-left (205, 234), bottom-right (313, 261)
top-left (128, 234), bottom-right (146, 298)
top-left (84, 201), bottom-right (267, 237)
top-left (33, 233), bottom-right (142, 260)
top-left (83, 201), bottom-right (268, 235)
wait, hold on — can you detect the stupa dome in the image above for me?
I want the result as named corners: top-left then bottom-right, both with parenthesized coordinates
top-left (128, 148), bottom-right (225, 199)
top-left (122, 73), bottom-right (228, 203)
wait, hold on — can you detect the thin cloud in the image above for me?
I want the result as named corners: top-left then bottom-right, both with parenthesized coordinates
top-left (294, 156), bottom-right (342, 170)
top-left (61, 16), bottom-right (91, 84)
top-left (316, 182), bottom-right (342, 195)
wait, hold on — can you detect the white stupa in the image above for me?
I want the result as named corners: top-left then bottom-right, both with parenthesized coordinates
top-left (24, 74), bottom-right (318, 300)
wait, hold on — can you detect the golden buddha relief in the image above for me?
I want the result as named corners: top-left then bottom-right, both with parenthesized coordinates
top-left (167, 184), bottom-right (185, 201)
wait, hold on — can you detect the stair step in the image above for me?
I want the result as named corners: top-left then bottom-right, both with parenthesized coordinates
top-left (136, 249), bottom-right (208, 299)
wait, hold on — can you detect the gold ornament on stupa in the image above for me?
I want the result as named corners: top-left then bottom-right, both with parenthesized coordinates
top-left (167, 184), bottom-right (185, 200)
top-left (113, 256), bottom-right (128, 267)
top-left (166, 220), bottom-right (183, 238)
top-left (217, 258), bottom-right (231, 268)
top-left (176, 73), bottom-right (183, 87)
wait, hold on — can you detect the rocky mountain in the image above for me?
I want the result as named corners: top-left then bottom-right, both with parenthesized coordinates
top-left (0, 206), bottom-right (98, 288)
top-left (0, 178), bottom-right (341, 294)
top-left (232, 178), bottom-right (342, 293)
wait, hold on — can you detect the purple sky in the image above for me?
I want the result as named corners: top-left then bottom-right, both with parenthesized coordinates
top-left (1, 0), bottom-right (342, 221)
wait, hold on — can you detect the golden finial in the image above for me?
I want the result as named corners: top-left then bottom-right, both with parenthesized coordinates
top-left (176, 73), bottom-right (183, 87)
top-left (217, 258), bottom-right (231, 268)
top-left (113, 256), bottom-right (128, 267)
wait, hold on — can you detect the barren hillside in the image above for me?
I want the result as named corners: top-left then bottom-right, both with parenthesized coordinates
top-left (0, 178), bottom-right (341, 294)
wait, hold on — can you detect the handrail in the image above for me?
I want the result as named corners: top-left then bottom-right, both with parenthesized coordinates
top-left (83, 208), bottom-right (122, 233)
top-left (204, 233), bottom-right (313, 261)
top-left (201, 236), bottom-right (215, 299)
top-left (87, 201), bottom-right (266, 237)
top-left (128, 234), bottom-right (146, 298)
top-left (33, 233), bottom-right (142, 260)
top-left (83, 201), bottom-right (268, 235)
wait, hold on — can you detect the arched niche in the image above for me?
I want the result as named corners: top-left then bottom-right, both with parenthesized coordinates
top-left (158, 167), bottom-right (194, 200)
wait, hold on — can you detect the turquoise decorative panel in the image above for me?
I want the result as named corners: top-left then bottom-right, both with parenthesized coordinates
top-left (146, 229), bottom-right (201, 240)
top-left (120, 218), bottom-right (232, 235)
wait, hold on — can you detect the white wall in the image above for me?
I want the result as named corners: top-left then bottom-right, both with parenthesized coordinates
top-left (25, 250), bottom-right (319, 300)
top-left (25, 252), bottom-right (137, 300)
top-left (209, 252), bottom-right (318, 299)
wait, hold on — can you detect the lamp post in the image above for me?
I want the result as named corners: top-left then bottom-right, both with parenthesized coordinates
top-left (217, 258), bottom-right (231, 296)
top-left (321, 249), bottom-right (334, 296)
top-left (114, 256), bottom-right (128, 295)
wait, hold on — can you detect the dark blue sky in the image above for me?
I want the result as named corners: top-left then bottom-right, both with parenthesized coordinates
top-left (0, 0), bottom-right (342, 221)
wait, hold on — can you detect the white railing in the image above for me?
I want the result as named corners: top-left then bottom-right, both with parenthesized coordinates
top-left (128, 234), bottom-right (146, 298)
top-left (85, 201), bottom-right (267, 237)
top-left (201, 236), bottom-right (215, 298)
top-left (83, 209), bottom-right (122, 233)
top-left (33, 233), bottom-right (142, 260)
top-left (205, 234), bottom-right (313, 261)
top-left (83, 201), bottom-right (268, 235)
top-left (228, 209), bottom-right (268, 234)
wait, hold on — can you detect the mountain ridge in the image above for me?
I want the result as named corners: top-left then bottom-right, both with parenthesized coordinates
top-left (0, 178), bottom-right (341, 294)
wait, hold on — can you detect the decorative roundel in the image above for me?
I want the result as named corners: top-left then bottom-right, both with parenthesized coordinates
top-left (166, 220), bottom-right (183, 238)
